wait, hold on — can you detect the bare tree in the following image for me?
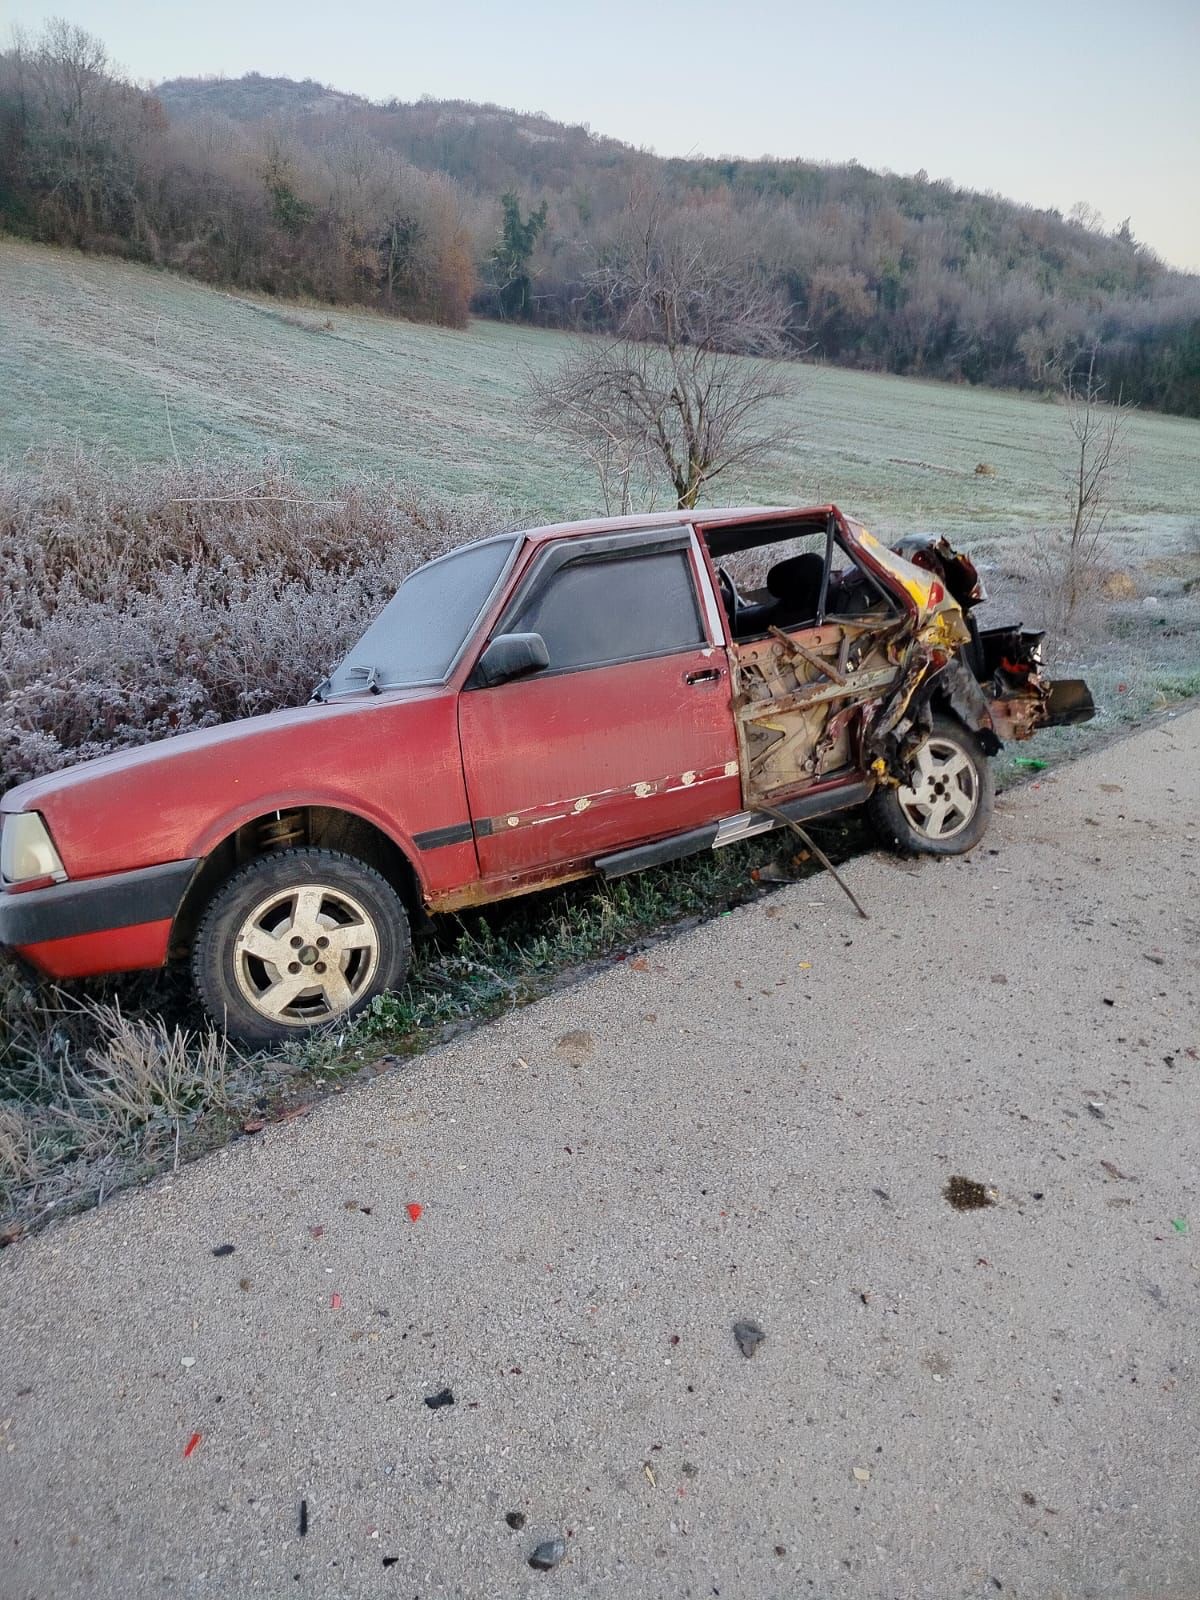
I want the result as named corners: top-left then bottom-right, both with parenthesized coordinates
top-left (1060, 350), bottom-right (1133, 623)
top-left (530, 188), bottom-right (800, 511)
top-left (1033, 349), bottom-right (1134, 638)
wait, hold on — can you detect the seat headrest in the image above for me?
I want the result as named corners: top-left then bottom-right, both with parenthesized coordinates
top-left (766, 551), bottom-right (825, 600)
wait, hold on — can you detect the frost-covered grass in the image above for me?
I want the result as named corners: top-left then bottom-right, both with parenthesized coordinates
top-left (3, 237), bottom-right (1199, 556)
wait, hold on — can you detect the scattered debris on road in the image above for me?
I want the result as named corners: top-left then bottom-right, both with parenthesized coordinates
top-left (298, 1499), bottom-right (308, 1537)
top-left (506, 1511), bottom-right (526, 1530)
top-left (733, 1320), bottom-right (766, 1358)
top-left (528, 1537), bottom-right (566, 1570)
top-left (1101, 1160), bottom-right (1137, 1181)
top-left (852, 1466), bottom-right (871, 1483)
top-left (211, 1243), bottom-right (235, 1257)
top-left (182, 1432), bottom-right (202, 1459)
top-left (406, 1202), bottom-right (423, 1222)
top-left (424, 1387), bottom-right (455, 1409)
top-left (944, 1176), bottom-right (996, 1210)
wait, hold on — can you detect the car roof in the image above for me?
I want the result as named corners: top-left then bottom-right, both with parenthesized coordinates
top-left (519, 505), bottom-right (840, 546)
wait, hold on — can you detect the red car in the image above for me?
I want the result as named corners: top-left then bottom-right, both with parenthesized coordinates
top-left (0, 505), bottom-right (1091, 1041)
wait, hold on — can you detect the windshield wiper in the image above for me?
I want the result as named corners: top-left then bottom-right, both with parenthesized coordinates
top-left (345, 664), bottom-right (382, 695)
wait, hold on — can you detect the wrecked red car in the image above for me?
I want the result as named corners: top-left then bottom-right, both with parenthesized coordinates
top-left (0, 506), bottom-right (1092, 1041)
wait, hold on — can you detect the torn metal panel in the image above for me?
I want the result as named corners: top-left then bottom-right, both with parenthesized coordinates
top-left (892, 533), bottom-right (987, 608)
top-left (971, 624), bottom-right (1095, 743)
top-left (730, 620), bottom-right (904, 804)
top-left (929, 658), bottom-right (1002, 754)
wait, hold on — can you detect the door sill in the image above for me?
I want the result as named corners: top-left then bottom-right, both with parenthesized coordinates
top-left (596, 778), bottom-right (871, 879)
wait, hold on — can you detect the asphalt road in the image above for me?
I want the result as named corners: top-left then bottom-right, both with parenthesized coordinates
top-left (2, 709), bottom-right (1198, 1600)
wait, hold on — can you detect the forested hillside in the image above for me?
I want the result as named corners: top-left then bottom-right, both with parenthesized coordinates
top-left (3, 23), bottom-right (1198, 414)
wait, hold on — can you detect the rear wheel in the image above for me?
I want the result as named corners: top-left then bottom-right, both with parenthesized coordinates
top-left (192, 847), bottom-right (411, 1043)
top-left (868, 712), bottom-right (994, 855)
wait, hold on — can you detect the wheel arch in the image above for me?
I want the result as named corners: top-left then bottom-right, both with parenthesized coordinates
top-left (169, 805), bottom-right (427, 960)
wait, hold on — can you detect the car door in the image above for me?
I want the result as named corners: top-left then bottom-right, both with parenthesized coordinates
top-left (457, 528), bottom-right (742, 879)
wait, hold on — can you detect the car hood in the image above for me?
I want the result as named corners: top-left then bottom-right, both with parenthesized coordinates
top-left (2, 687), bottom-right (441, 815)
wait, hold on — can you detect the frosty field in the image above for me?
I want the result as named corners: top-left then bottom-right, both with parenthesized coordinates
top-left (3, 237), bottom-right (1198, 560)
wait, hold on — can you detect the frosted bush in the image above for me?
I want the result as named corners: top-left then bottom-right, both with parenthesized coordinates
top-left (0, 457), bottom-right (508, 791)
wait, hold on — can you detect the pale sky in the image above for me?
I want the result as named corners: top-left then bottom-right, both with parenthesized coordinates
top-left (6, 0), bottom-right (1199, 271)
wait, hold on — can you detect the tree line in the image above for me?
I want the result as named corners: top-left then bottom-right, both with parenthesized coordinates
top-left (4, 25), bottom-right (1199, 416)
top-left (0, 23), bottom-right (477, 324)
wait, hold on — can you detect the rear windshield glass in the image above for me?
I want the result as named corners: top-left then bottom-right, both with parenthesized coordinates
top-left (324, 535), bottom-right (517, 694)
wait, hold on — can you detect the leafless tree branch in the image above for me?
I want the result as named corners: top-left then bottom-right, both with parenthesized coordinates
top-left (529, 189), bottom-right (804, 510)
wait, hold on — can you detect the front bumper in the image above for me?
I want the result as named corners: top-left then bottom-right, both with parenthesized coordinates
top-left (0, 858), bottom-right (199, 975)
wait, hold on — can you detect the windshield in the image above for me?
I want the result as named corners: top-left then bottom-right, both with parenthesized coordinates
top-left (322, 534), bottom-right (518, 695)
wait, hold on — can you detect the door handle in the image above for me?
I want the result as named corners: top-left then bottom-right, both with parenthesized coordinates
top-left (684, 667), bottom-right (723, 685)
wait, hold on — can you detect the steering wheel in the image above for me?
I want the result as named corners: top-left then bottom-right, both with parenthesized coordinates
top-left (716, 564), bottom-right (739, 633)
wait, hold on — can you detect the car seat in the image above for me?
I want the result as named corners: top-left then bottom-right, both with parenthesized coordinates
top-left (765, 552), bottom-right (826, 629)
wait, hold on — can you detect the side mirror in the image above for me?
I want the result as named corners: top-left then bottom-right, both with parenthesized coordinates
top-left (474, 631), bottom-right (549, 688)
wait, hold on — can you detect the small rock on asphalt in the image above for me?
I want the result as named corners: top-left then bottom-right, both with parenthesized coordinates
top-left (733, 1320), bottom-right (766, 1358)
top-left (528, 1538), bottom-right (566, 1570)
top-left (505, 1511), bottom-right (526, 1530)
top-left (424, 1388), bottom-right (455, 1410)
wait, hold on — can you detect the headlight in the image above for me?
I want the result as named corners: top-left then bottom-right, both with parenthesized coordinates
top-left (0, 812), bottom-right (67, 885)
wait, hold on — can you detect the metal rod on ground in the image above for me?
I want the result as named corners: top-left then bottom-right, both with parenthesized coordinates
top-left (759, 803), bottom-right (870, 920)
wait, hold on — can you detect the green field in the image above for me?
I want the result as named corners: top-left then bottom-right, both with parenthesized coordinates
top-left (3, 238), bottom-right (1198, 557)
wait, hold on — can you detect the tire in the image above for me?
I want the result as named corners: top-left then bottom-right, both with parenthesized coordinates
top-left (192, 847), bottom-right (412, 1044)
top-left (868, 712), bottom-right (994, 856)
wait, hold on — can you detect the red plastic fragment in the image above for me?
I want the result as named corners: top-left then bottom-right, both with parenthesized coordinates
top-left (406, 1203), bottom-right (423, 1223)
top-left (183, 1431), bottom-right (202, 1459)
top-left (330, 1292), bottom-right (342, 1309)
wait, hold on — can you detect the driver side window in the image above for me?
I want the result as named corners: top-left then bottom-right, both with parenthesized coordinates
top-left (508, 549), bottom-right (704, 673)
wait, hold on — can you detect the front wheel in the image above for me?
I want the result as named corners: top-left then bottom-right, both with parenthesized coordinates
top-left (192, 847), bottom-right (412, 1043)
top-left (868, 712), bottom-right (994, 856)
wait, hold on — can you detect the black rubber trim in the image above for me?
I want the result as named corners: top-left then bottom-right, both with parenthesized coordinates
top-left (412, 817), bottom-right (494, 851)
top-left (596, 823), bottom-right (720, 879)
top-left (595, 779), bottom-right (871, 881)
top-left (766, 779), bottom-right (871, 826)
top-left (412, 821), bottom-right (475, 851)
top-left (0, 858), bottom-right (199, 947)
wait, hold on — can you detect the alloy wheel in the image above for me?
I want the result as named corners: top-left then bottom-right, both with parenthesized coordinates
top-left (896, 735), bottom-right (980, 842)
top-left (232, 882), bottom-right (381, 1027)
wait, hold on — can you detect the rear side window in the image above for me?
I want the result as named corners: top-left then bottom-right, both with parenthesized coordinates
top-left (510, 550), bottom-right (704, 672)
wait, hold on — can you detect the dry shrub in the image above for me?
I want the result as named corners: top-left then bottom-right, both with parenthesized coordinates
top-left (0, 455), bottom-right (507, 792)
top-left (58, 997), bottom-right (235, 1137)
top-left (0, 985), bottom-right (242, 1217)
top-left (1023, 528), bottom-right (1110, 651)
top-left (0, 1102), bottom-right (44, 1190)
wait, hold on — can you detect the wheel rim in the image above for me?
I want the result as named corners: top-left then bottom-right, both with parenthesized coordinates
top-left (232, 883), bottom-right (380, 1027)
top-left (897, 734), bottom-right (979, 841)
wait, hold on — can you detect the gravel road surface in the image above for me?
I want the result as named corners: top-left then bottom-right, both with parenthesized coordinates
top-left (2, 709), bottom-right (1197, 1600)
